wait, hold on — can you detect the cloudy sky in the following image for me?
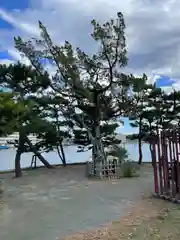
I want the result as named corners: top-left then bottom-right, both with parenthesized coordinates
top-left (0, 0), bottom-right (179, 134)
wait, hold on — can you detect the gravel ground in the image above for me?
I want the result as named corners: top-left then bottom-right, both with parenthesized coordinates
top-left (0, 165), bottom-right (153, 240)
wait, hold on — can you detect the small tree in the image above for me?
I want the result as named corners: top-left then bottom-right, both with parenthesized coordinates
top-left (129, 78), bottom-right (155, 164)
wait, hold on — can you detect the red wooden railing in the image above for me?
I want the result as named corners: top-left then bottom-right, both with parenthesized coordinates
top-left (148, 129), bottom-right (180, 199)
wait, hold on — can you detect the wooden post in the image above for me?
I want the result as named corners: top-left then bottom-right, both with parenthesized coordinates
top-left (161, 130), bottom-right (169, 193)
top-left (152, 142), bottom-right (159, 194)
top-left (157, 130), bottom-right (163, 194)
top-left (168, 130), bottom-right (176, 197)
top-left (174, 131), bottom-right (180, 196)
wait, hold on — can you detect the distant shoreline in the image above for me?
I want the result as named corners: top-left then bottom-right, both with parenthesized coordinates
top-left (0, 142), bottom-right (152, 173)
top-left (0, 161), bottom-right (152, 174)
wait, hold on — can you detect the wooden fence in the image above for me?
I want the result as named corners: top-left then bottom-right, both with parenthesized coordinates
top-left (148, 130), bottom-right (180, 201)
top-left (86, 160), bottom-right (120, 179)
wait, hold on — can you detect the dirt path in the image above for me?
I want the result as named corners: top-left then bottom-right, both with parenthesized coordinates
top-left (0, 165), bottom-right (153, 240)
top-left (62, 198), bottom-right (178, 240)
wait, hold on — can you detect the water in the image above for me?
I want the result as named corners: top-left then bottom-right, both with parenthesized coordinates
top-left (127, 142), bottom-right (151, 162)
top-left (0, 143), bottom-right (151, 172)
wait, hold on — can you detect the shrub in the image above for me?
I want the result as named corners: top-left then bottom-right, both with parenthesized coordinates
top-left (120, 161), bottom-right (137, 177)
top-left (106, 145), bottom-right (140, 178)
top-left (110, 146), bottom-right (139, 178)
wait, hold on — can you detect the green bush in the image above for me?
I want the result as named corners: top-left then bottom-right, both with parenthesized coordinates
top-left (120, 161), bottom-right (137, 177)
top-left (108, 145), bottom-right (139, 178)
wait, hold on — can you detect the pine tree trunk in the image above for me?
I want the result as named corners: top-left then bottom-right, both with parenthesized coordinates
top-left (92, 145), bottom-right (96, 164)
top-left (91, 93), bottom-right (107, 165)
top-left (76, 96), bottom-right (107, 165)
top-left (15, 149), bottom-right (22, 178)
top-left (94, 125), bottom-right (107, 164)
top-left (138, 116), bottom-right (143, 164)
top-left (60, 143), bottom-right (66, 166)
top-left (55, 115), bottom-right (66, 166)
top-left (92, 146), bottom-right (96, 174)
top-left (138, 137), bottom-right (143, 164)
top-left (149, 144), bottom-right (154, 167)
top-left (93, 138), bottom-right (106, 164)
top-left (14, 130), bottom-right (25, 178)
top-left (57, 142), bottom-right (66, 166)
top-left (148, 121), bottom-right (153, 166)
top-left (25, 136), bottom-right (53, 168)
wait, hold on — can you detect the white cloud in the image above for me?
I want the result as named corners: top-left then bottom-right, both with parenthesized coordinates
top-left (0, 8), bottom-right (40, 36)
top-left (0, 0), bottom-right (180, 85)
top-left (7, 49), bottom-right (31, 65)
top-left (0, 58), bottom-right (14, 65)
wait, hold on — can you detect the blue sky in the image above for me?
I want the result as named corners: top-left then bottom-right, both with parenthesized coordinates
top-left (0, 0), bottom-right (179, 134)
top-left (0, 1), bottom-right (29, 29)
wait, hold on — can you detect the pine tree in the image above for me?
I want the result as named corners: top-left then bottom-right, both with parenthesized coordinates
top-left (0, 63), bottom-right (53, 177)
top-left (14, 12), bottom-right (139, 168)
top-left (0, 92), bottom-right (26, 137)
top-left (31, 94), bottom-right (72, 166)
top-left (136, 87), bottom-right (180, 162)
top-left (128, 76), bottom-right (155, 164)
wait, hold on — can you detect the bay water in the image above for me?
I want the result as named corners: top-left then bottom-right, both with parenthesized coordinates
top-left (0, 142), bottom-right (151, 172)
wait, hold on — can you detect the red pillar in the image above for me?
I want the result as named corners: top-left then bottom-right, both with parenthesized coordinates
top-left (169, 130), bottom-right (176, 197)
top-left (152, 142), bottom-right (159, 194)
top-left (157, 130), bottom-right (163, 194)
